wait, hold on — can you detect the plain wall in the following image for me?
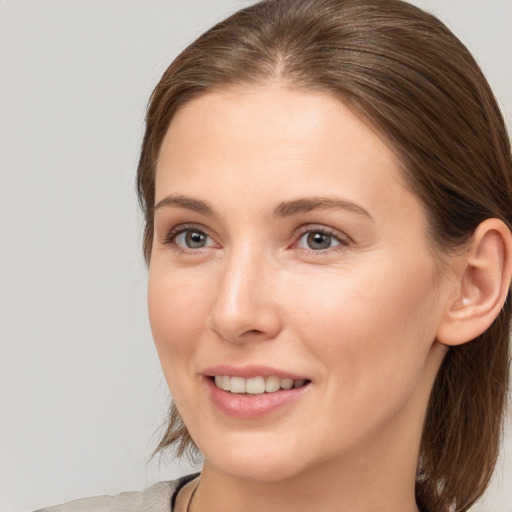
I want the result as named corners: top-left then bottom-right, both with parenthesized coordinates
top-left (1, 1), bottom-right (510, 511)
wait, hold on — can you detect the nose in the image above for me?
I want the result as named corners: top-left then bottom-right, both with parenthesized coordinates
top-left (208, 245), bottom-right (282, 344)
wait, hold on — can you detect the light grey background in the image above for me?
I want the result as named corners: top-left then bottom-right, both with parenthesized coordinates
top-left (1, 1), bottom-right (511, 511)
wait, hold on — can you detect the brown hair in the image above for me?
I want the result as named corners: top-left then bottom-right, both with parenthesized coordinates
top-left (137, 1), bottom-right (512, 510)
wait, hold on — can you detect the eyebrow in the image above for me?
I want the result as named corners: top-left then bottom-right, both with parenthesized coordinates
top-left (273, 197), bottom-right (372, 219)
top-left (154, 194), bottom-right (371, 219)
top-left (154, 194), bottom-right (214, 215)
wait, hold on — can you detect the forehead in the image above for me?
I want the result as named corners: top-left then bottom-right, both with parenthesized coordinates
top-left (155, 85), bottom-right (419, 224)
top-left (159, 87), bottom-right (400, 176)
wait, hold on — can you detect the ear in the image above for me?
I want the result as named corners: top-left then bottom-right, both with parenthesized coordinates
top-left (436, 218), bottom-right (512, 346)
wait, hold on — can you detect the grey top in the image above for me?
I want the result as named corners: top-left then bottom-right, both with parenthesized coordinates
top-left (34, 474), bottom-right (198, 512)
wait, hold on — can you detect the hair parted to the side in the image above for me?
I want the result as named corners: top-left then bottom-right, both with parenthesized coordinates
top-left (137, 1), bottom-right (512, 510)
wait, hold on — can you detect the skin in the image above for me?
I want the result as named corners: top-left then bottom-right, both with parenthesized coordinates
top-left (148, 85), bottom-right (461, 512)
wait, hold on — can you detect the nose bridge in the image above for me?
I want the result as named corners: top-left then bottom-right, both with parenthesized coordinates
top-left (209, 241), bottom-right (280, 342)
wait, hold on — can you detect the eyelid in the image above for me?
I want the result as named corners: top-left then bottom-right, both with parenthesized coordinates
top-left (162, 223), bottom-right (219, 251)
top-left (160, 222), bottom-right (350, 253)
top-left (292, 224), bottom-right (352, 251)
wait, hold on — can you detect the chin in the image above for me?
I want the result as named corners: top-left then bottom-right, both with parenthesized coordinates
top-left (211, 456), bottom-right (306, 483)
top-left (198, 432), bottom-right (312, 483)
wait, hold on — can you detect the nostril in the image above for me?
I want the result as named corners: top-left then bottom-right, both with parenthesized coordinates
top-left (209, 296), bottom-right (282, 344)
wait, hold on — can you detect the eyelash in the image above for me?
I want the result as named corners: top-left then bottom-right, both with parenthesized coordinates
top-left (162, 224), bottom-right (216, 254)
top-left (162, 224), bottom-right (351, 255)
top-left (293, 225), bottom-right (351, 255)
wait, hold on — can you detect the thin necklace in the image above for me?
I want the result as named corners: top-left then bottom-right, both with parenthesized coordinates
top-left (186, 479), bottom-right (199, 512)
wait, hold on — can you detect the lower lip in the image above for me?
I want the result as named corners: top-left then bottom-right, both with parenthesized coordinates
top-left (204, 377), bottom-right (310, 419)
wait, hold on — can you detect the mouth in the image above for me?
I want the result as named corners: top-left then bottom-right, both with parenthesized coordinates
top-left (212, 375), bottom-right (310, 394)
top-left (203, 368), bottom-right (311, 418)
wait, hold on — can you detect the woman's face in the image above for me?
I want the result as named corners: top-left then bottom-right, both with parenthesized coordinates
top-left (148, 86), bottom-right (452, 482)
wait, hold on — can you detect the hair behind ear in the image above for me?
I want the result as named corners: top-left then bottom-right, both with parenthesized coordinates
top-left (416, 219), bottom-right (512, 511)
top-left (417, 295), bottom-right (511, 511)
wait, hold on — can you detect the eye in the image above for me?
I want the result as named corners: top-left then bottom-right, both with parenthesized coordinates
top-left (296, 229), bottom-right (346, 251)
top-left (169, 228), bottom-right (216, 250)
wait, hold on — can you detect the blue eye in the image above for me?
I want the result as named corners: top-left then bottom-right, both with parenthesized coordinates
top-left (297, 230), bottom-right (343, 250)
top-left (174, 229), bottom-right (214, 249)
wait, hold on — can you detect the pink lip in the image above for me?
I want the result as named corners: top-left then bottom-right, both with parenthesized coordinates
top-left (202, 364), bottom-right (307, 380)
top-left (202, 366), bottom-right (311, 419)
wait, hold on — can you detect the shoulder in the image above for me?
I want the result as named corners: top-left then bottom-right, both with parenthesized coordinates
top-left (33, 476), bottom-right (196, 512)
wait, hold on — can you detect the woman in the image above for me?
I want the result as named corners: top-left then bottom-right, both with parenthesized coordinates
top-left (37, 0), bottom-right (512, 511)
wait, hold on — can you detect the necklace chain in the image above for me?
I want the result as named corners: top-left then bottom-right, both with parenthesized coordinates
top-left (186, 479), bottom-right (199, 512)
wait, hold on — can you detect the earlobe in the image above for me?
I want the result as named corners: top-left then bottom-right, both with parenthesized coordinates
top-left (436, 218), bottom-right (512, 346)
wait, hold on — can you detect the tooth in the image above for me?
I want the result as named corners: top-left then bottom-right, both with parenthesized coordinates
top-left (230, 376), bottom-right (246, 393)
top-left (265, 376), bottom-right (280, 393)
top-left (221, 376), bottom-right (231, 391)
top-left (280, 378), bottom-right (293, 390)
top-left (246, 376), bottom-right (265, 394)
top-left (215, 375), bottom-right (304, 393)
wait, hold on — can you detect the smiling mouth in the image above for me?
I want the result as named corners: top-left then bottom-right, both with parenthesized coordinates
top-left (213, 375), bottom-right (310, 394)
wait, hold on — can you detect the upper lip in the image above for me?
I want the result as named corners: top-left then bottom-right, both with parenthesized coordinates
top-left (202, 364), bottom-right (309, 381)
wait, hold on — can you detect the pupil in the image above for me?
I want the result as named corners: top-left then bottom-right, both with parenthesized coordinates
top-left (307, 232), bottom-right (331, 250)
top-left (186, 231), bottom-right (206, 248)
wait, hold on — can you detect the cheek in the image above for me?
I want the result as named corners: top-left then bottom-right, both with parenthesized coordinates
top-left (284, 256), bottom-right (440, 392)
top-left (147, 267), bottom-right (215, 376)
